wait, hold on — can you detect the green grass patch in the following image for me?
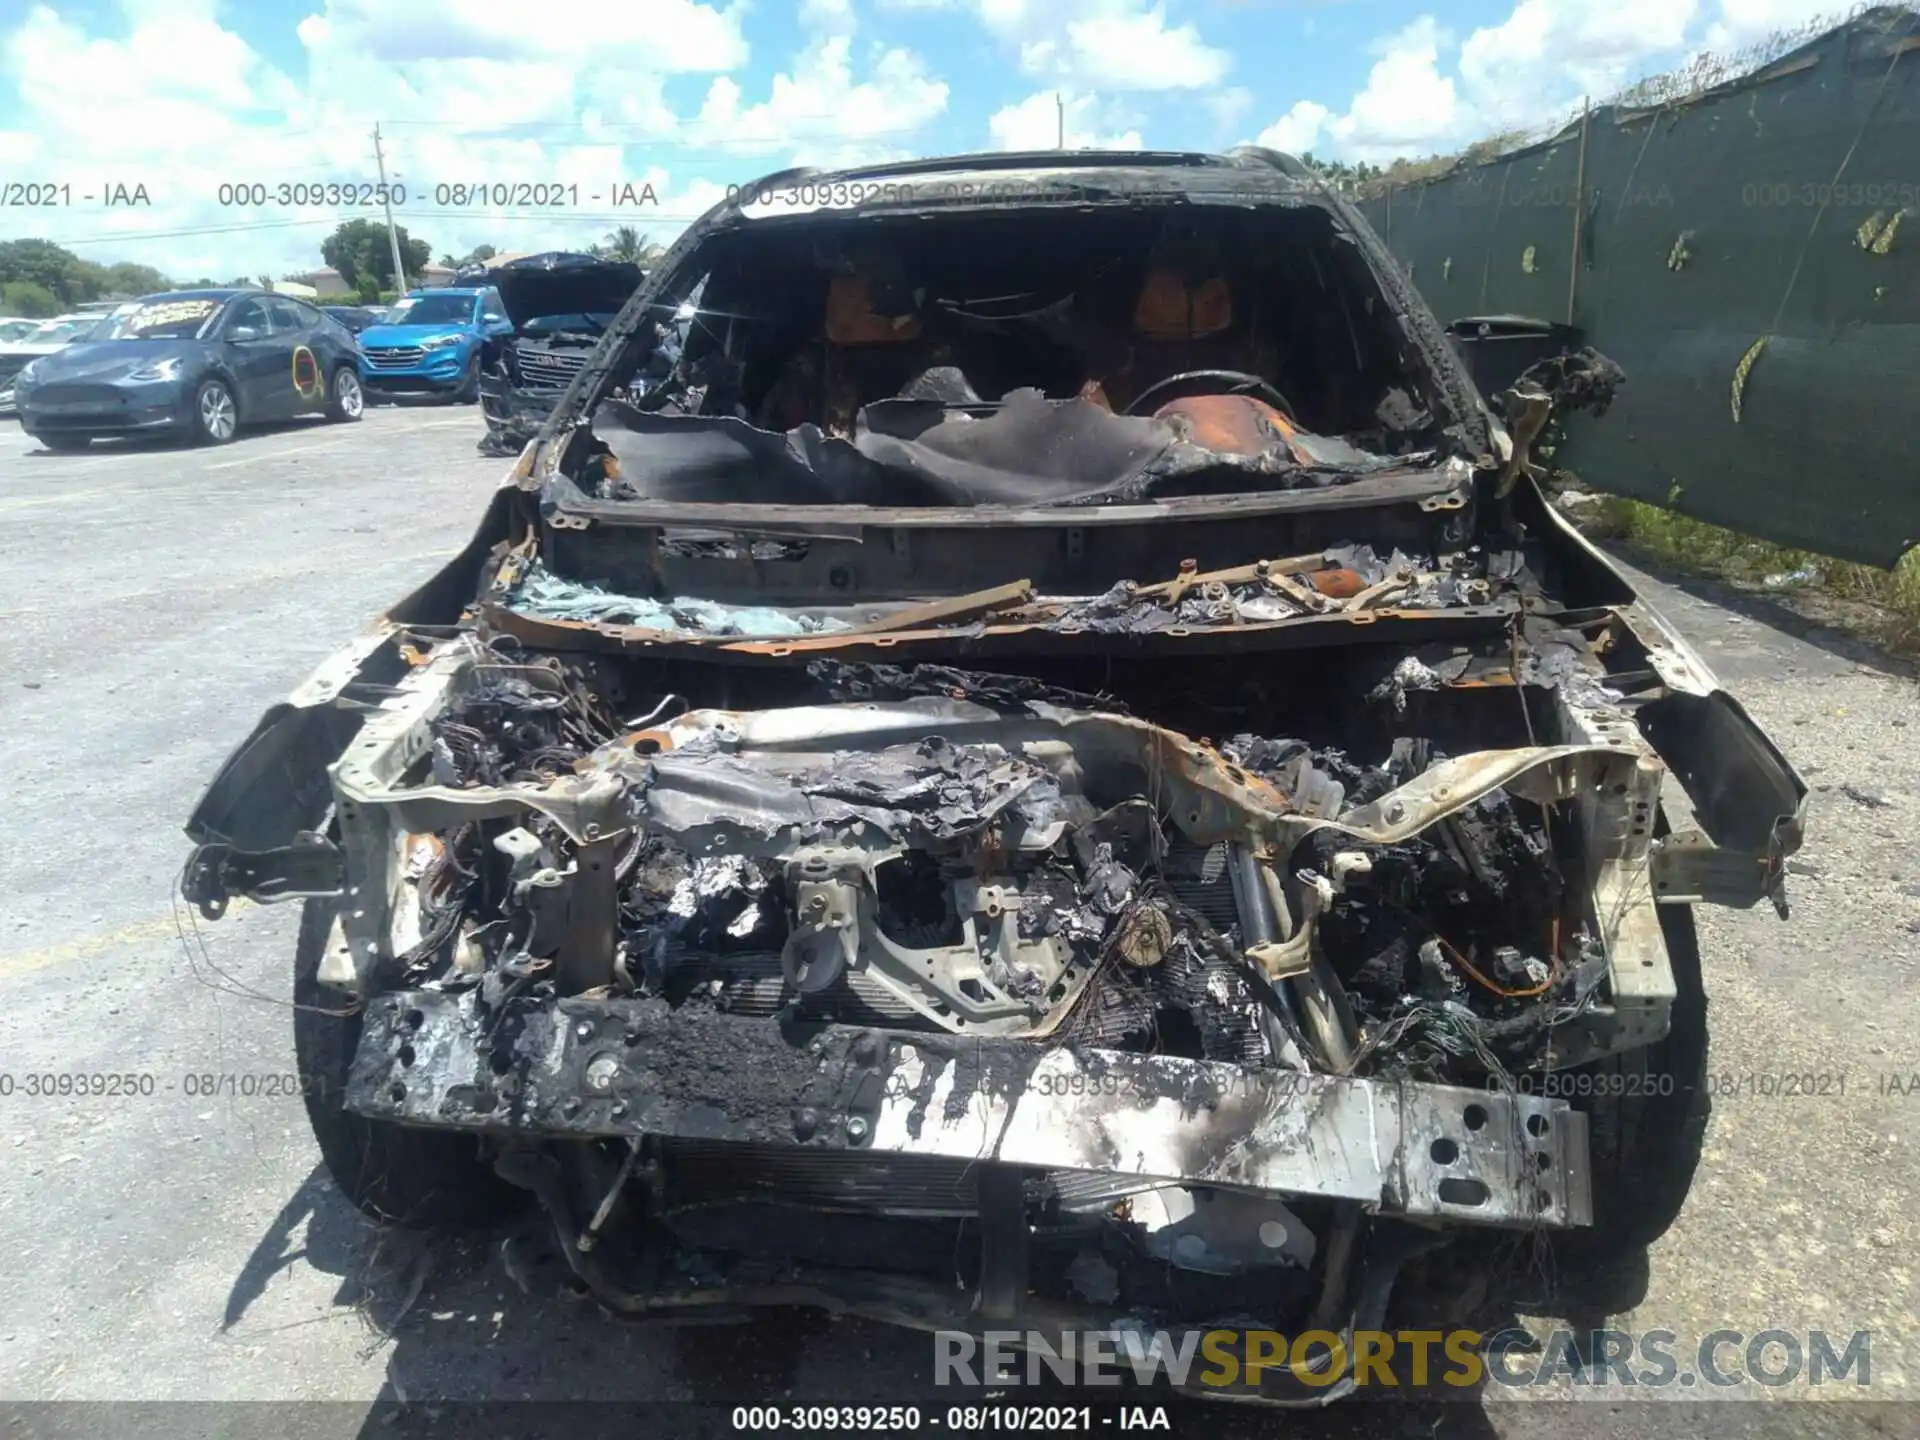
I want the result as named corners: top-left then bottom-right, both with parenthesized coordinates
top-left (1588, 495), bottom-right (1920, 652)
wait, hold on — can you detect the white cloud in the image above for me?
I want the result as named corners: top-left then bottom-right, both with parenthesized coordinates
top-left (1205, 85), bottom-right (1254, 132)
top-left (1063, 7), bottom-right (1230, 88)
top-left (987, 90), bottom-right (1142, 149)
top-left (1703, 0), bottom-right (1844, 51)
top-left (10, 1), bottom-right (300, 143)
top-left (0, 2), bottom-right (346, 277)
top-left (1245, 17), bottom-right (1461, 165)
top-left (974, 0), bottom-right (1232, 91)
top-left (692, 35), bottom-right (949, 164)
top-left (1254, 99), bottom-right (1329, 155)
top-left (1322, 17), bottom-right (1462, 160)
top-left (0, 0), bottom-right (751, 282)
top-left (800, 0), bottom-right (859, 33)
top-left (301, 0), bottom-right (749, 70)
top-left (1458, 0), bottom-right (1697, 128)
top-left (296, 0), bottom-right (746, 139)
top-left (10, 0), bottom-right (1847, 282)
top-left (1257, 0), bottom-right (1721, 167)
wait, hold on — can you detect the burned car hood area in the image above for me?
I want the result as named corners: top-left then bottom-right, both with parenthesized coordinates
top-left (182, 151), bottom-right (1805, 1405)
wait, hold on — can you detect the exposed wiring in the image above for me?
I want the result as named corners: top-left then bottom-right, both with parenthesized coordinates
top-left (625, 693), bottom-right (688, 729)
top-left (1431, 920), bottom-right (1561, 999)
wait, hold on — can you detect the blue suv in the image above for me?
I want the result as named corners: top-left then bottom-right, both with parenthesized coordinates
top-left (356, 286), bottom-right (512, 402)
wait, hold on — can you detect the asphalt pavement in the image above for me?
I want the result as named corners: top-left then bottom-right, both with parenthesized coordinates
top-left (0, 408), bottom-right (1913, 1440)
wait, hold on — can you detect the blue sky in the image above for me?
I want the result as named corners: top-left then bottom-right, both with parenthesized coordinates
top-left (0, 0), bottom-right (1842, 279)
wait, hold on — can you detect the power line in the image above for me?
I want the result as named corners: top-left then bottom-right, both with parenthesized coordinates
top-left (37, 215), bottom-right (357, 246)
top-left (48, 114), bottom-right (935, 142)
top-left (393, 209), bottom-right (714, 223)
top-left (24, 209), bottom-right (716, 251)
top-left (373, 113), bottom-right (948, 132)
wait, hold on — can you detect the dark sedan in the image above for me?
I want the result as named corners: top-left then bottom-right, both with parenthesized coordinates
top-left (14, 289), bottom-right (363, 449)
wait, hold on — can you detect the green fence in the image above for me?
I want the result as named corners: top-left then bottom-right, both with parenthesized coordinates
top-left (1356, 7), bottom-right (1920, 568)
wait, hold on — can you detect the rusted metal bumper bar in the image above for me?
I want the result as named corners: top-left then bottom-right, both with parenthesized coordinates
top-left (348, 992), bottom-right (1592, 1230)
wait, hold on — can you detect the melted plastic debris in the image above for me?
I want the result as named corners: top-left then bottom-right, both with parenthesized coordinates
top-left (1041, 545), bottom-right (1520, 634)
top-left (1220, 733), bottom-right (1440, 816)
top-left (506, 561), bottom-right (851, 637)
top-left (667, 854), bottom-right (765, 919)
top-left (807, 659), bottom-right (1129, 715)
top-left (1520, 640), bottom-right (1625, 706)
top-left (1369, 655), bottom-right (1442, 714)
top-left (1066, 1250), bottom-right (1121, 1304)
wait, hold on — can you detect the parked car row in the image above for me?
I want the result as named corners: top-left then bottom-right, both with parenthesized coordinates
top-left (2, 285), bottom-right (505, 449)
top-left (2, 261), bottom-right (653, 449)
top-left (0, 313), bottom-right (118, 416)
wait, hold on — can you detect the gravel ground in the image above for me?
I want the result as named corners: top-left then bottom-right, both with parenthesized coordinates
top-left (0, 411), bottom-right (1913, 1439)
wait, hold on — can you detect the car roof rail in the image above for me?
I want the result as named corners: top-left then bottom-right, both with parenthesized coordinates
top-left (731, 165), bottom-right (820, 204)
top-left (1225, 145), bottom-right (1314, 181)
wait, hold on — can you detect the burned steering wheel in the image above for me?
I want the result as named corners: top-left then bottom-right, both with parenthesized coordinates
top-left (1123, 369), bottom-right (1298, 422)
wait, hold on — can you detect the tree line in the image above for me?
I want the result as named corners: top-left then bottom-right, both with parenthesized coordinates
top-left (0, 240), bottom-right (171, 317)
top-left (323, 221), bottom-right (664, 302)
top-left (2, 220), bottom-right (660, 317)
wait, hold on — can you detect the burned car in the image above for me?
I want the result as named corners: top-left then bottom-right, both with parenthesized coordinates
top-left (183, 151), bottom-right (1804, 1403)
top-left (475, 251), bottom-right (643, 457)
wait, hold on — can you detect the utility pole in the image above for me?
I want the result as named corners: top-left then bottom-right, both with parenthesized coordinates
top-left (372, 123), bottom-right (409, 295)
top-left (1056, 93), bottom-right (1064, 149)
top-left (1566, 97), bottom-right (1592, 326)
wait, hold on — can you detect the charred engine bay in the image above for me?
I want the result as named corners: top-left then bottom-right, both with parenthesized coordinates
top-left (407, 639), bottom-right (1588, 1091)
top-left (369, 628), bottom-right (1620, 1327)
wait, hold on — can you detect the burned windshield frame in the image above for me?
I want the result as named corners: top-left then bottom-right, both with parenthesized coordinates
top-left (550, 167), bottom-right (1488, 503)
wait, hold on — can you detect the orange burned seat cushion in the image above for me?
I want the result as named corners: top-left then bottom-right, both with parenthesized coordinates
top-left (1132, 270), bottom-right (1233, 340)
top-left (825, 273), bottom-right (923, 345)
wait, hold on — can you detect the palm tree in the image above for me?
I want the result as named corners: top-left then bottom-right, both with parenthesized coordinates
top-left (602, 226), bottom-right (649, 262)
